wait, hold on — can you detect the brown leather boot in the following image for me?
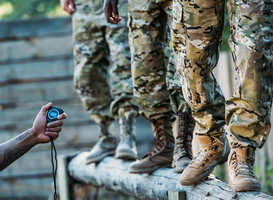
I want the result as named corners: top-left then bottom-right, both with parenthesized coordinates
top-left (128, 118), bottom-right (174, 173)
top-left (228, 146), bottom-right (261, 192)
top-left (86, 121), bottom-right (117, 164)
top-left (115, 115), bottom-right (137, 160)
top-left (180, 134), bottom-right (230, 185)
top-left (173, 112), bottom-right (195, 173)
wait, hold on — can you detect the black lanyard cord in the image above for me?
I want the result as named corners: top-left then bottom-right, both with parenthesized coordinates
top-left (50, 137), bottom-right (58, 200)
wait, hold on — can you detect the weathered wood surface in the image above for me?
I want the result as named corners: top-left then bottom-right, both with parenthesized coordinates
top-left (1, 16), bottom-right (273, 200)
top-left (68, 152), bottom-right (273, 200)
top-left (0, 16), bottom-right (154, 200)
top-left (0, 18), bottom-right (72, 39)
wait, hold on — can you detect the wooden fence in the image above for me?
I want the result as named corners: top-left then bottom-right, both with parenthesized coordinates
top-left (0, 17), bottom-right (154, 200)
top-left (0, 16), bottom-right (272, 199)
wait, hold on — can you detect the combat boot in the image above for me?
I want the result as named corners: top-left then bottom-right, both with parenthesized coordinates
top-left (180, 134), bottom-right (230, 185)
top-left (173, 112), bottom-right (195, 173)
top-left (228, 146), bottom-right (261, 192)
top-left (86, 122), bottom-right (117, 164)
top-left (128, 118), bottom-right (174, 173)
top-left (115, 115), bottom-right (138, 160)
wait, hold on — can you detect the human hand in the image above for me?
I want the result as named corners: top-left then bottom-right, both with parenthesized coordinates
top-left (104, 0), bottom-right (121, 24)
top-left (32, 102), bottom-right (67, 144)
top-left (60, 0), bottom-right (76, 14)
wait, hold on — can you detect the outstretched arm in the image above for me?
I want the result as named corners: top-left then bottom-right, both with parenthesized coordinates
top-left (0, 102), bottom-right (67, 171)
top-left (104, 0), bottom-right (121, 24)
top-left (60, 0), bottom-right (76, 14)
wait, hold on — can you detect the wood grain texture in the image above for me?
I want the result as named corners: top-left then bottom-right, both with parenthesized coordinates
top-left (0, 17), bottom-right (72, 39)
top-left (69, 152), bottom-right (273, 200)
top-left (0, 35), bottom-right (72, 61)
top-left (0, 58), bottom-right (74, 82)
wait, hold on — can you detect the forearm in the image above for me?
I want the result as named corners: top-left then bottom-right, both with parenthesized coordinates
top-left (0, 128), bottom-right (37, 171)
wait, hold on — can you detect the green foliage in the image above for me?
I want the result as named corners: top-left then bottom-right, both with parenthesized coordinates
top-left (254, 159), bottom-right (273, 195)
top-left (0, 0), bottom-right (68, 21)
top-left (220, 1), bottom-right (231, 52)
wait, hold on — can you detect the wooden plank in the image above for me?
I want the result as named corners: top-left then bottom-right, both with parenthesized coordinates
top-left (0, 17), bottom-right (72, 40)
top-left (0, 80), bottom-right (78, 104)
top-left (0, 176), bottom-right (52, 198)
top-left (0, 34), bottom-right (73, 61)
top-left (68, 153), bottom-right (273, 200)
top-left (0, 58), bottom-right (74, 82)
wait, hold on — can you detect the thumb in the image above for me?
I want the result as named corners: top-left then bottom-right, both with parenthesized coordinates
top-left (41, 102), bottom-right (52, 115)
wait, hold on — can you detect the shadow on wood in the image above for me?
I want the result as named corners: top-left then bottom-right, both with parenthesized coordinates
top-left (66, 152), bottom-right (273, 200)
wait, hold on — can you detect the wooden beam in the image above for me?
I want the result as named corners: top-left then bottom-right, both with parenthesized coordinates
top-left (0, 17), bottom-right (72, 40)
top-left (68, 152), bottom-right (273, 200)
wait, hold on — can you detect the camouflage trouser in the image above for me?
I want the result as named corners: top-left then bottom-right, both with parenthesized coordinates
top-left (172, 0), bottom-right (226, 136)
top-left (128, 0), bottom-right (191, 121)
top-left (72, 0), bottom-right (138, 125)
top-left (225, 0), bottom-right (273, 148)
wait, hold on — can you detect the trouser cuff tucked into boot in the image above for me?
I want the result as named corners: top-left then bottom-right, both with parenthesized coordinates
top-left (173, 112), bottom-right (195, 173)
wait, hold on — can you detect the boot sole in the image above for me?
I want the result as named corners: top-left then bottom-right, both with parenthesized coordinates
top-left (86, 150), bottom-right (116, 164)
top-left (115, 150), bottom-right (137, 160)
top-left (129, 163), bottom-right (172, 174)
top-left (180, 143), bottom-right (230, 185)
top-left (230, 182), bottom-right (261, 192)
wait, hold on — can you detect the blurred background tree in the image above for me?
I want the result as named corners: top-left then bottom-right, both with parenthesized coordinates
top-left (0, 0), bottom-right (68, 21)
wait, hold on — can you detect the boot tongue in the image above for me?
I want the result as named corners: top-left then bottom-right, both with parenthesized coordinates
top-left (197, 135), bottom-right (213, 145)
top-left (236, 147), bottom-right (254, 161)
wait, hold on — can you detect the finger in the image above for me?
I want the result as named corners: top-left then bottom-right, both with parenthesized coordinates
top-left (111, 1), bottom-right (119, 20)
top-left (46, 127), bottom-right (62, 132)
top-left (68, 1), bottom-right (76, 13)
top-left (45, 132), bottom-right (59, 140)
top-left (58, 113), bottom-right (67, 120)
top-left (104, 3), bottom-right (118, 24)
top-left (64, 3), bottom-right (73, 14)
top-left (40, 102), bottom-right (52, 115)
top-left (47, 120), bottom-right (63, 128)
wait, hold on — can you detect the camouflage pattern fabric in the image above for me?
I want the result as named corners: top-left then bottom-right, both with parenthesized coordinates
top-left (172, 0), bottom-right (226, 136)
top-left (128, 0), bottom-right (191, 121)
top-left (225, 0), bottom-right (273, 148)
top-left (72, 0), bottom-right (138, 124)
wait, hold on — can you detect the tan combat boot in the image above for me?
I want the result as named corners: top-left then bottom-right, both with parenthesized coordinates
top-left (128, 118), bottom-right (174, 173)
top-left (228, 146), bottom-right (261, 192)
top-left (115, 115), bottom-right (138, 160)
top-left (86, 121), bottom-right (117, 164)
top-left (180, 134), bottom-right (230, 185)
top-left (173, 112), bottom-right (195, 173)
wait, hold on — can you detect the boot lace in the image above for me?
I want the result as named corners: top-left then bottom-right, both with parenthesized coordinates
top-left (99, 123), bottom-right (110, 137)
top-left (230, 148), bottom-right (256, 178)
top-left (176, 112), bottom-right (194, 160)
top-left (143, 120), bottom-right (166, 158)
top-left (189, 136), bottom-right (223, 167)
top-left (119, 116), bottom-right (135, 146)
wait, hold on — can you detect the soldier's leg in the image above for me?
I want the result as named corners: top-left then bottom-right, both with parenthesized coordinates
top-left (172, 0), bottom-right (230, 185)
top-left (164, 4), bottom-right (196, 173)
top-left (127, 0), bottom-right (174, 173)
top-left (105, 0), bottom-right (139, 160)
top-left (226, 0), bottom-right (273, 191)
top-left (72, 0), bottom-right (117, 163)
